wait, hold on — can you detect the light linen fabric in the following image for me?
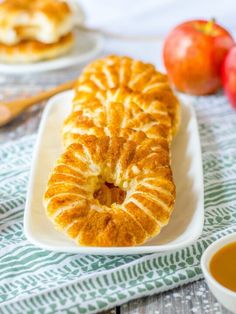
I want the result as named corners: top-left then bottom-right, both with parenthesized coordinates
top-left (1, 94), bottom-right (236, 313)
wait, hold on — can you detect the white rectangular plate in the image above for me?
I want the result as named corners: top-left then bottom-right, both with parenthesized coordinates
top-left (24, 91), bottom-right (204, 255)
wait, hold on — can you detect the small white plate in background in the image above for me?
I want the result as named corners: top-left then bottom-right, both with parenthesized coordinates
top-left (0, 30), bottom-right (103, 74)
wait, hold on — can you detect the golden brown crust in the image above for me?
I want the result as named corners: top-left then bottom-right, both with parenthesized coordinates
top-left (76, 55), bottom-right (180, 135)
top-left (63, 87), bottom-right (172, 147)
top-left (44, 135), bottom-right (175, 247)
top-left (0, 0), bottom-right (73, 45)
top-left (44, 55), bottom-right (178, 247)
top-left (0, 32), bottom-right (74, 63)
top-left (0, 0), bottom-right (71, 17)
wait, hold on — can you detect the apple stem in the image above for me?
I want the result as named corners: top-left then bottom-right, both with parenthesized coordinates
top-left (205, 18), bottom-right (216, 34)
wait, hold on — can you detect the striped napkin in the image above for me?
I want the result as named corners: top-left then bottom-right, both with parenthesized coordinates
top-left (1, 94), bottom-right (236, 314)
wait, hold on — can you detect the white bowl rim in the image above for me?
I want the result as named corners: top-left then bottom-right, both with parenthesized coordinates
top-left (201, 232), bottom-right (236, 297)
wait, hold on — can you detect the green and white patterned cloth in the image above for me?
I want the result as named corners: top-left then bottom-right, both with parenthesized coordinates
top-left (1, 95), bottom-right (236, 314)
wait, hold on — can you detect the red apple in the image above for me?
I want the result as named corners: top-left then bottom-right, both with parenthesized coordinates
top-left (163, 19), bottom-right (234, 95)
top-left (222, 45), bottom-right (236, 109)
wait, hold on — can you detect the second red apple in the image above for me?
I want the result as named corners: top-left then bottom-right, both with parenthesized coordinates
top-left (222, 45), bottom-right (236, 109)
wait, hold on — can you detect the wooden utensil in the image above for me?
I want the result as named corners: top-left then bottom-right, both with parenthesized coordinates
top-left (0, 79), bottom-right (76, 127)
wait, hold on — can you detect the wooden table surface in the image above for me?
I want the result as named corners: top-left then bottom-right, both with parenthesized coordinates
top-left (0, 67), bottom-right (231, 314)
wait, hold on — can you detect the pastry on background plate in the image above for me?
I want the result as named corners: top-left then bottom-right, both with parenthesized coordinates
top-left (0, 0), bottom-right (77, 63)
top-left (0, 32), bottom-right (74, 63)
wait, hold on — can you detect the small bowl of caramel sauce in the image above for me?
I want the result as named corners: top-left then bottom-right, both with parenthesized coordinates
top-left (201, 233), bottom-right (236, 313)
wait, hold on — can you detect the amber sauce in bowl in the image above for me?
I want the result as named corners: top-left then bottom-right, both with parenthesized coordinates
top-left (209, 242), bottom-right (236, 292)
top-left (201, 234), bottom-right (236, 313)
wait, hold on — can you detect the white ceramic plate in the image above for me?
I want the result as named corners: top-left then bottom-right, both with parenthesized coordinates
top-left (24, 91), bottom-right (204, 255)
top-left (0, 30), bottom-right (103, 74)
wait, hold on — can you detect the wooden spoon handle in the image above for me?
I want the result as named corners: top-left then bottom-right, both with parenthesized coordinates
top-left (0, 79), bottom-right (76, 127)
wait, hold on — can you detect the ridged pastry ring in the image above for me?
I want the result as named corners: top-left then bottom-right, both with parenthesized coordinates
top-left (76, 55), bottom-right (180, 135)
top-left (44, 134), bottom-right (176, 247)
top-left (63, 87), bottom-right (172, 147)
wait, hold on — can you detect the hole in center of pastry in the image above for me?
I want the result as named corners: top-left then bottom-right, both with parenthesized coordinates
top-left (93, 182), bottom-right (126, 207)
